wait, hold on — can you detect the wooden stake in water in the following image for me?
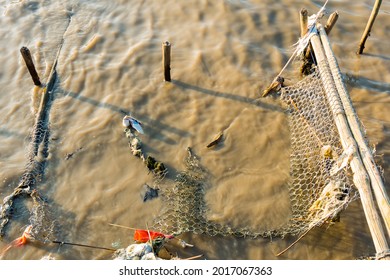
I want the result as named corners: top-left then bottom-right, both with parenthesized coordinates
top-left (300, 8), bottom-right (308, 37)
top-left (357, 0), bottom-right (382, 54)
top-left (306, 11), bottom-right (339, 58)
top-left (162, 41), bottom-right (171, 82)
top-left (20, 46), bottom-right (41, 86)
top-left (324, 11), bottom-right (339, 35)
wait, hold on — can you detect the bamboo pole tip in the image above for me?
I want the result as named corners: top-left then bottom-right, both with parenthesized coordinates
top-left (300, 8), bottom-right (308, 16)
top-left (328, 11), bottom-right (339, 21)
top-left (20, 46), bottom-right (30, 55)
top-left (163, 41), bottom-right (171, 47)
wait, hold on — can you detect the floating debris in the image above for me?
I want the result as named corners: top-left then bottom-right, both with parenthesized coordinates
top-left (129, 136), bottom-right (143, 158)
top-left (113, 228), bottom-right (174, 260)
top-left (0, 225), bottom-right (34, 258)
top-left (109, 223), bottom-right (197, 260)
top-left (134, 229), bottom-right (174, 243)
top-left (113, 243), bottom-right (161, 260)
top-left (123, 115), bottom-right (144, 134)
top-left (40, 254), bottom-right (56, 260)
top-left (145, 156), bottom-right (167, 176)
top-left (320, 145), bottom-right (337, 159)
top-left (142, 184), bottom-right (159, 202)
top-left (206, 132), bottom-right (223, 148)
top-left (123, 125), bottom-right (167, 178)
top-left (177, 238), bottom-right (194, 248)
top-left (262, 76), bottom-right (285, 97)
top-left (82, 33), bottom-right (103, 52)
top-left (64, 147), bottom-right (83, 160)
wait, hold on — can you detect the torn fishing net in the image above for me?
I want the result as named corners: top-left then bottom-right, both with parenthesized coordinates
top-left (0, 117), bottom-right (53, 239)
top-left (152, 67), bottom-right (357, 238)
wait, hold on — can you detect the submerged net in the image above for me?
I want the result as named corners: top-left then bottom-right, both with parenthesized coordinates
top-left (0, 119), bottom-right (58, 243)
top-left (0, 85), bottom-right (58, 242)
top-left (152, 66), bottom-right (357, 238)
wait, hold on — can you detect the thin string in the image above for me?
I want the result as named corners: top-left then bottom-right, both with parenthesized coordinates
top-left (273, 0), bottom-right (329, 80)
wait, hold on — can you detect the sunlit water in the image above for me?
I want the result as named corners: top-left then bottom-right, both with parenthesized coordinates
top-left (0, 0), bottom-right (389, 260)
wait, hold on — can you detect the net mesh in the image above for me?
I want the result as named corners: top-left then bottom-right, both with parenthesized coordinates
top-left (279, 67), bottom-right (357, 235)
top-left (152, 67), bottom-right (357, 238)
top-left (0, 95), bottom-right (57, 242)
top-left (1, 67), bottom-right (361, 255)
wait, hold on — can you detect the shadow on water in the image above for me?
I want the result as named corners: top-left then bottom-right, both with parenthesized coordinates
top-left (0, 128), bottom-right (27, 139)
top-left (166, 232), bottom-right (272, 260)
top-left (345, 73), bottom-right (390, 94)
top-left (56, 88), bottom-right (129, 115)
top-left (362, 53), bottom-right (390, 61)
top-left (56, 88), bottom-right (191, 143)
top-left (172, 80), bottom-right (284, 112)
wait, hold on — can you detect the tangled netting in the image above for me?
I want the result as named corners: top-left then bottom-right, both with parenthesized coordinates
top-left (153, 148), bottom-right (276, 238)
top-left (1, 104), bottom-right (57, 242)
top-left (152, 67), bottom-right (357, 239)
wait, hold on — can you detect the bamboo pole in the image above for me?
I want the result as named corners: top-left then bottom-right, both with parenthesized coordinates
top-left (162, 41), bottom-right (171, 82)
top-left (310, 26), bottom-right (389, 258)
top-left (301, 11), bottom-right (339, 75)
top-left (357, 0), bottom-right (382, 54)
top-left (317, 24), bottom-right (390, 236)
top-left (20, 46), bottom-right (41, 86)
top-left (300, 8), bottom-right (308, 37)
top-left (305, 11), bottom-right (339, 57)
top-left (324, 11), bottom-right (339, 34)
top-left (52, 240), bottom-right (116, 252)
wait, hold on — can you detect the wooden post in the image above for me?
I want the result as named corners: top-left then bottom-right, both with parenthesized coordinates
top-left (324, 11), bottom-right (339, 34)
top-left (304, 11), bottom-right (339, 60)
top-left (162, 41), bottom-right (171, 82)
top-left (310, 25), bottom-right (389, 257)
top-left (20, 46), bottom-right (41, 86)
top-left (300, 8), bottom-right (308, 37)
top-left (318, 24), bottom-right (390, 236)
top-left (301, 11), bottom-right (339, 76)
top-left (357, 0), bottom-right (382, 54)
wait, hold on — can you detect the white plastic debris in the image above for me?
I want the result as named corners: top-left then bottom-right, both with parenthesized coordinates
top-left (113, 243), bottom-right (161, 260)
top-left (123, 115), bottom-right (144, 134)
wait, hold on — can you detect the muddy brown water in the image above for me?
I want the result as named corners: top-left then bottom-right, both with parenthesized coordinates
top-left (0, 0), bottom-right (389, 260)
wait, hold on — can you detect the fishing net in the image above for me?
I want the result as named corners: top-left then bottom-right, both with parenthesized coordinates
top-left (152, 66), bottom-right (358, 239)
top-left (278, 67), bottom-right (357, 235)
top-left (0, 86), bottom-right (57, 243)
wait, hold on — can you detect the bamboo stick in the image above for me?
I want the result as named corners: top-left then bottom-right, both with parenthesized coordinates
top-left (317, 24), bottom-right (390, 236)
top-left (162, 41), bottom-right (171, 82)
top-left (357, 0), bottom-right (382, 54)
top-left (300, 8), bottom-right (308, 37)
top-left (324, 11), bottom-right (339, 34)
top-left (52, 240), bottom-right (116, 252)
top-left (20, 47), bottom-right (41, 86)
top-left (310, 26), bottom-right (389, 257)
top-left (301, 11), bottom-right (339, 75)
